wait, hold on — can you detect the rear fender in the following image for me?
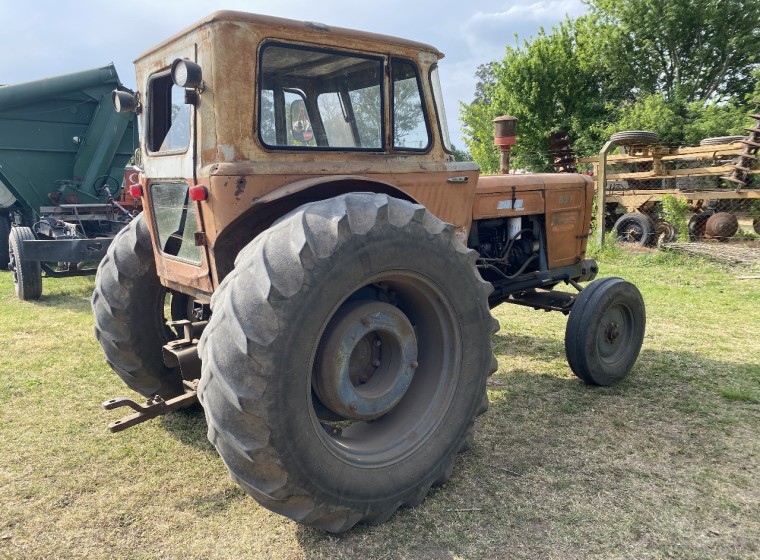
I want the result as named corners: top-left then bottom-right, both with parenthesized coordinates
top-left (211, 176), bottom-right (417, 282)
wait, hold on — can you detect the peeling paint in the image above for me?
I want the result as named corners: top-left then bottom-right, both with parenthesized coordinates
top-left (219, 144), bottom-right (235, 161)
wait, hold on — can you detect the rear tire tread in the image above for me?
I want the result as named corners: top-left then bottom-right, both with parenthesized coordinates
top-left (91, 215), bottom-right (183, 398)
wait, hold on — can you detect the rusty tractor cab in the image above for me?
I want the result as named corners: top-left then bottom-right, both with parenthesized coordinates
top-left (95, 11), bottom-right (645, 532)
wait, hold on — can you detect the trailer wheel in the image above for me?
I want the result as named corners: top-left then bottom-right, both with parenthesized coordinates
top-left (9, 226), bottom-right (42, 300)
top-left (565, 277), bottom-right (645, 386)
top-left (0, 214), bottom-right (10, 269)
top-left (609, 130), bottom-right (658, 146)
top-left (654, 219), bottom-right (678, 244)
top-left (613, 212), bottom-right (655, 246)
top-left (198, 193), bottom-right (497, 532)
top-left (92, 214), bottom-right (184, 399)
top-left (699, 136), bottom-right (744, 146)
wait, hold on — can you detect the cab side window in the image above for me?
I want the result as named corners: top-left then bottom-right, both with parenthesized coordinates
top-left (392, 59), bottom-right (430, 151)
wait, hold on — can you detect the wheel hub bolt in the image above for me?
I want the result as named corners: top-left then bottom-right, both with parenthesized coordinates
top-left (606, 321), bottom-right (619, 343)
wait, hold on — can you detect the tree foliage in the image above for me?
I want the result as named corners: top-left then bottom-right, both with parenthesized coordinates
top-left (592, 0), bottom-right (759, 103)
top-left (461, 0), bottom-right (760, 172)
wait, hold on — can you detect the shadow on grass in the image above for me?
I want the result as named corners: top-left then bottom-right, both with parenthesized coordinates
top-left (492, 331), bottom-right (566, 359)
top-left (286, 335), bottom-right (758, 558)
top-left (159, 404), bottom-right (216, 451)
top-left (89, 324), bottom-right (759, 558)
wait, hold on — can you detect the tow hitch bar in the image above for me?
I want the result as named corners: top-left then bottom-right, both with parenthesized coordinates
top-left (102, 380), bottom-right (199, 433)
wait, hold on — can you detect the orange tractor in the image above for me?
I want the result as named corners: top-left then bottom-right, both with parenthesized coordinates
top-left (96, 12), bottom-right (645, 531)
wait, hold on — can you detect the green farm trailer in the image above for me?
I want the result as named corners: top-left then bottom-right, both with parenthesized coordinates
top-left (0, 64), bottom-right (138, 299)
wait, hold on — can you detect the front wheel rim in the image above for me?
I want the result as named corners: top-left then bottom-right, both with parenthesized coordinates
top-left (597, 302), bottom-right (634, 366)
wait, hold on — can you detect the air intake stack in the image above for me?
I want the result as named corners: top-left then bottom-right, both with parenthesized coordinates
top-left (493, 115), bottom-right (517, 174)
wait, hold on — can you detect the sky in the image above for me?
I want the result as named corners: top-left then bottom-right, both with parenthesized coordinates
top-left (0, 0), bottom-right (587, 149)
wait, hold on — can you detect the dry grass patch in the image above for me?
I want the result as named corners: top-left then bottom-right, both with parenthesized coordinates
top-left (0, 248), bottom-right (758, 559)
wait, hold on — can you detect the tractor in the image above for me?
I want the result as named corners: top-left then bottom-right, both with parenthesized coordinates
top-left (95, 11), bottom-right (645, 532)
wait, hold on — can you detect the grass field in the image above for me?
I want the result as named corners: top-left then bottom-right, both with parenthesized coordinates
top-left (1, 246), bottom-right (758, 560)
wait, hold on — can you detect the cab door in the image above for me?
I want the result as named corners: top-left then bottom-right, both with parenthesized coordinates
top-left (140, 47), bottom-right (213, 295)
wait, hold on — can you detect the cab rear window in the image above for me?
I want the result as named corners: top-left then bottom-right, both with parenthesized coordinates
top-left (258, 44), bottom-right (384, 150)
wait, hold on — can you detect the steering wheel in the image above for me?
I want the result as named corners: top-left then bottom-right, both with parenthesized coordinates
top-left (94, 175), bottom-right (120, 198)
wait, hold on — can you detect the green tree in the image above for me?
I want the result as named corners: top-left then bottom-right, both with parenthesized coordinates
top-left (591, 0), bottom-right (759, 103)
top-left (462, 0), bottom-right (760, 171)
top-left (449, 144), bottom-right (472, 162)
top-left (461, 16), bottom-right (615, 172)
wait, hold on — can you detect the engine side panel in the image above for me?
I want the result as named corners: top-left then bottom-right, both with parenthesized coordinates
top-left (473, 173), bottom-right (593, 270)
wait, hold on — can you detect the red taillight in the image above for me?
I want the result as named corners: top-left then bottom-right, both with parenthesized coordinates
top-left (129, 184), bottom-right (143, 198)
top-left (189, 184), bottom-right (208, 202)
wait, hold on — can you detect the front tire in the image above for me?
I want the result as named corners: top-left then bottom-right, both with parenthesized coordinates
top-left (198, 193), bottom-right (497, 532)
top-left (92, 214), bottom-right (184, 398)
top-left (565, 277), bottom-right (645, 386)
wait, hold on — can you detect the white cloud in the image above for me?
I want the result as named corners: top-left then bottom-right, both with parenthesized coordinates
top-left (463, 1), bottom-right (587, 59)
top-left (0, 1), bottom-right (588, 147)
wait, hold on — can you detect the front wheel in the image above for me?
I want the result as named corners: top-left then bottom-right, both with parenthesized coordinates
top-left (198, 193), bottom-right (498, 532)
top-left (565, 277), bottom-right (645, 386)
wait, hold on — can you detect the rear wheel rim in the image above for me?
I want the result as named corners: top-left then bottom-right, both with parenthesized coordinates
top-left (311, 271), bottom-right (461, 468)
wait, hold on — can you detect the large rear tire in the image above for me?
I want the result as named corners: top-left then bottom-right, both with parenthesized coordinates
top-left (92, 214), bottom-right (184, 399)
top-left (565, 277), bottom-right (645, 386)
top-left (198, 193), bottom-right (498, 532)
top-left (9, 226), bottom-right (42, 300)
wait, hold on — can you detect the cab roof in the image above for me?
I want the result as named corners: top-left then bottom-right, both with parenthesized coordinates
top-left (135, 11), bottom-right (444, 63)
